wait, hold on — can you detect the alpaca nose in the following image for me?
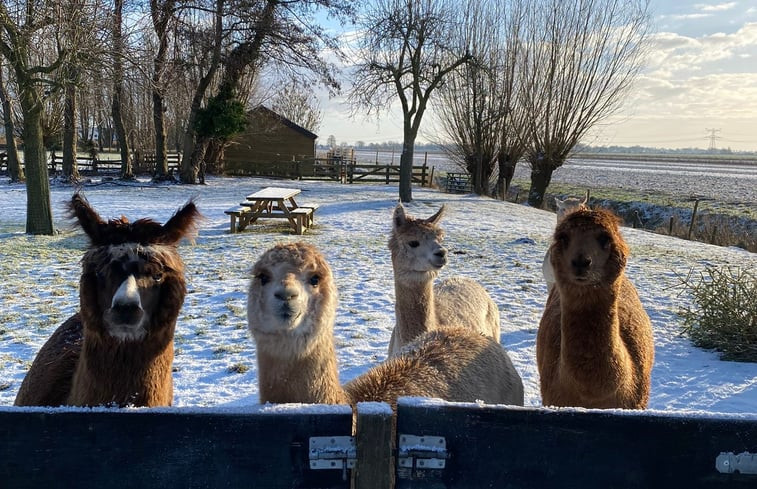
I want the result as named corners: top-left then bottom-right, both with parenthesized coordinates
top-left (434, 247), bottom-right (447, 259)
top-left (571, 255), bottom-right (592, 272)
top-left (274, 287), bottom-right (299, 302)
top-left (111, 302), bottom-right (143, 325)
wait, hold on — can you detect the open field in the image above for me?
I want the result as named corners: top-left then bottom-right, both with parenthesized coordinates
top-left (0, 176), bottom-right (755, 415)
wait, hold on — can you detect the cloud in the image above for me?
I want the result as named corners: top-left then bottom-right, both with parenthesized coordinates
top-left (694, 2), bottom-right (737, 13)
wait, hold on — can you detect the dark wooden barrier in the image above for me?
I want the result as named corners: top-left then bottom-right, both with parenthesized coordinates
top-left (0, 405), bottom-right (353, 489)
top-left (395, 399), bottom-right (757, 489)
top-left (4, 400), bottom-right (756, 489)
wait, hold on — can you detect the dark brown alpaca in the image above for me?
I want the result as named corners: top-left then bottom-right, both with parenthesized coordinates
top-left (536, 208), bottom-right (654, 409)
top-left (14, 193), bottom-right (200, 407)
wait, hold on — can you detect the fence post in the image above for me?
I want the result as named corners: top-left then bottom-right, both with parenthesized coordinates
top-left (386, 165), bottom-right (390, 184)
top-left (687, 199), bottom-right (700, 240)
top-left (354, 402), bottom-right (394, 489)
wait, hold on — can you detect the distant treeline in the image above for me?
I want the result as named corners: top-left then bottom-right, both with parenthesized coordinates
top-left (318, 141), bottom-right (756, 156)
top-left (573, 144), bottom-right (756, 156)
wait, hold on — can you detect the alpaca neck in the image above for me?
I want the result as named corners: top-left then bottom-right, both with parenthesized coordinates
top-left (70, 329), bottom-right (174, 407)
top-left (394, 273), bottom-right (437, 345)
top-left (256, 332), bottom-right (348, 405)
top-left (557, 278), bottom-right (629, 385)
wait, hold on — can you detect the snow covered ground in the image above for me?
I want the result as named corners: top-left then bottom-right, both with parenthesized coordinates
top-left (0, 175), bottom-right (755, 415)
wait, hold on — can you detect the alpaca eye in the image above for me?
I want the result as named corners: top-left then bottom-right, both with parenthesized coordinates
top-left (309, 275), bottom-right (320, 286)
top-left (256, 272), bottom-right (270, 286)
top-left (597, 234), bottom-right (611, 249)
top-left (408, 240), bottom-right (420, 248)
top-left (152, 273), bottom-right (164, 283)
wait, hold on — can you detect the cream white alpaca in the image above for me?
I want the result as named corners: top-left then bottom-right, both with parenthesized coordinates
top-left (247, 242), bottom-right (524, 408)
top-left (387, 204), bottom-right (501, 357)
top-left (537, 208), bottom-right (654, 409)
top-left (542, 195), bottom-right (588, 292)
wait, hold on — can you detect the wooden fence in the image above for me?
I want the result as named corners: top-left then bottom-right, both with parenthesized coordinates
top-left (226, 158), bottom-right (433, 186)
top-left (2, 399), bottom-right (756, 489)
top-left (48, 152), bottom-right (181, 175)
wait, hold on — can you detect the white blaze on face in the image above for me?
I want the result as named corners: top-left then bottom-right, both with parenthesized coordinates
top-left (112, 274), bottom-right (141, 310)
top-left (104, 243), bottom-right (151, 341)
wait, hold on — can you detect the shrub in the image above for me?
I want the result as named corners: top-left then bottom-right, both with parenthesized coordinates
top-left (678, 266), bottom-right (757, 362)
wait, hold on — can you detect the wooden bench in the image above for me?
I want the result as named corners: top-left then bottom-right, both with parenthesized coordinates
top-left (295, 203), bottom-right (319, 231)
top-left (224, 206), bottom-right (252, 233)
top-left (290, 208), bottom-right (313, 235)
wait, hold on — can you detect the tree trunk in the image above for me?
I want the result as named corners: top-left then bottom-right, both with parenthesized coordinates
top-left (527, 159), bottom-right (555, 209)
top-left (62, 80), bottom-right (80, 182)
top-left (150, 0), bottom-right (174, 181)
top-left (399, 134), bottom-right (415, 203)
top-left (20, 87), bottom-right (54, 235)
top-left (204, 138), bottom-right (224, 177)
top-left (497, 152), bottom-right (518, 201)
top-left (152, 90), bottom-right (170, 179)
top-left (0, 65), bottom-right (23, 182)
top-left (112, 0), bottom-right (133, 180)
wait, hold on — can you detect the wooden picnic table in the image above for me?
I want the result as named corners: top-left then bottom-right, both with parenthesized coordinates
top-left (225, 186), bottom-right (318, 235)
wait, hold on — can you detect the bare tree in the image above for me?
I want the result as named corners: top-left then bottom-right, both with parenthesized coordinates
top-left (177, 0), bottom-right (223, 183)
top-left (112, 0), bottom-right (134, 179)
top-left (150, 0), bottom-right (177, 180)
top-left (519, 0), bottom-right (650, 208)
top-left (59, 0), bottom-right (108, 183)
top-left (351, 0), bottom-right (470, 202)
top-left (270, 80), bottom-right (322, 133)
top-left (0, 58), bottom-right (23, 182)
top-left (0, 2), bottom-right (70, 234)
top-left (435, 0), bottom-right (502, 195)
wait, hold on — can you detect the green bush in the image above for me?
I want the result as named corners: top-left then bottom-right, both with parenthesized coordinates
top-left (678, 266), bottom-right (757, 362)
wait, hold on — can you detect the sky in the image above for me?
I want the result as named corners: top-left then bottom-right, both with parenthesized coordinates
top-left (315, 1), bottom-right (757, 152)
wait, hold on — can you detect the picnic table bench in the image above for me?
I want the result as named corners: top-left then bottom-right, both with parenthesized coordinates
top-left (225, 187), bottom-right (318, 235)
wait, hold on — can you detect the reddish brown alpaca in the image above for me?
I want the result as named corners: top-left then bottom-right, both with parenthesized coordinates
top-left (537, 208), bottom-right (654, 409)
top-left (14, 193), bottom-right (200, 407)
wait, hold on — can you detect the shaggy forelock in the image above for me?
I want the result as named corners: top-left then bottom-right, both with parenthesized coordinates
top-left (254, 242), bottom-right (333, 280)
top-left (82, 242), bottom-right (184, 274)
top-left (554, 208), bottom-right (629, 260)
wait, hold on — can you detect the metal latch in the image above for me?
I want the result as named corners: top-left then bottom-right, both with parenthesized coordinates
top-left (716, 451), bottom-right (757, 474)
top-left (309, 436), bottom-right (356, 471)
top-left (398, 434), bottom-right (448, 470)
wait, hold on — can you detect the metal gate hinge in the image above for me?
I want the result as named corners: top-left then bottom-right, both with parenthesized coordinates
top-left (398, 434), bottom-right (448, 470)
top-left (716, 451), bottom-right (757, 475)
top-left (309, 436), bottom-right (356, 470)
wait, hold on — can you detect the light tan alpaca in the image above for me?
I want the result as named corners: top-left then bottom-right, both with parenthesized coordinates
top-left (542, 195), bottom-right (589, 292)
top-left (247, 242), bottom-right (524, 409)
top-left (386, 204), bottom-right (501, 357)
top-left (536, 208), bottom-right (654, 409)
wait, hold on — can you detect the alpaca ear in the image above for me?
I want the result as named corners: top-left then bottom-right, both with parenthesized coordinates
top-left (554, 196), bottom-right (562, 207)
top-left (160, 200), bottom-right (202, 245)
top-left (67, 192), bottom-right (106, 242)
top-left (425, 204), bottom-right (446, 225)
top-left (580, 194), bottom-right (588, 205)
top-left (393, 203), bottom-right (408, 229)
